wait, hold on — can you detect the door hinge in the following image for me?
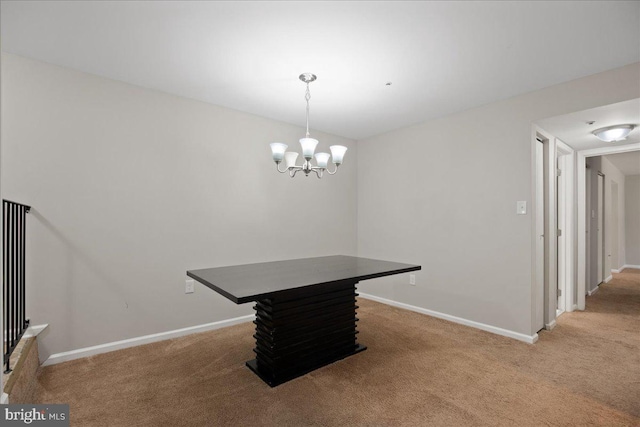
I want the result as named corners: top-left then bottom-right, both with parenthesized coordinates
top-left (556, 169), bottom-right (562, 176)
top-left (558, 289), bottom-right (562, 297)
top-left (557, 229), bottom-right (562, 237)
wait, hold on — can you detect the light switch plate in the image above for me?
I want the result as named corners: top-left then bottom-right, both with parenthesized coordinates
top-left (516, 201), bottom-right (527, 215)
top-left (185, 279), bottom-right (195, 294)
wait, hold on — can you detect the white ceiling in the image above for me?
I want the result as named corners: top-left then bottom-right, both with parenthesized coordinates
top-left (537, 99), bottom-right (640, 151)
top-left (604, 151), bottom-right (640, 176)
top-left (2, 1), bottom-right (639, 140)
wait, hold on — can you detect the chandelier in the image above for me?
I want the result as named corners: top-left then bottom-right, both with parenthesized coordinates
top-left (269, 73), bottom-right (347, 178)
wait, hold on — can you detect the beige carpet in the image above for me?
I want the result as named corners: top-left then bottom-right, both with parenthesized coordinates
top-left (35, 270), bottom-right (640, 426)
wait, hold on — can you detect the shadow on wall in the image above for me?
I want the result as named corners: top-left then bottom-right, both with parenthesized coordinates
top-left (28, 210), bottom-right (155, 355)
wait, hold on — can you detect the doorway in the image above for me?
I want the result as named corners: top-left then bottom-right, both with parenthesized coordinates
top-left (534, 136), bottom-right (545, 331)
top-left (534, 99), bottom-right (640, 312)
top-left (577, 144), bottom-right (640, 310)
top-left (531, 129), bottom-right (579, 331)
top-left (611, 181), bottom-right (619, 272)
top-left (585, 166), bottom-right (591, 294)
top-left (597, 173), bottom-right (604, 284)
top-left (554, 140), bottom-right (575, 316)
top-left (556, 154), bottom-right (566, 314)
top-left (532, 128), bottom-right (565, 331)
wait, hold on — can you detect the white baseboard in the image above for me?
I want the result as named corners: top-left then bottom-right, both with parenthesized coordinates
top-left (622, 264), bottom-right (640, 271)
top-left (358, 293), bottom-right (538, 344)
top-left (545, 320), bottom-right (557, 331)
top-left (42, 314), bottom-right (254, 367)
top-left (587, 286), bottom-right (600, 296)
top-left (1, 393), bottom-right (9, 404)
top-left (604, 275), bottom-right (613, 283)
top-left (611, 268), bottom-right (621, 274)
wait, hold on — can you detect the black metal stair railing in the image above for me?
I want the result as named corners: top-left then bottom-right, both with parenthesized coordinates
top-left (3, 199), bottom-right (31, 373)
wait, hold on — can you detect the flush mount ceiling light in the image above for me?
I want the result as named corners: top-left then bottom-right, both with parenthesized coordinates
top-left (269, 73), bottom-right (347, 178)
top-left (592, 124), bottom-right (635, 142)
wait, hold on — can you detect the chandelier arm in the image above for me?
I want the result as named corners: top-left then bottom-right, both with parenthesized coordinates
top-left (290, 167), bottom-right (302, 178)
top-left (275, 162), bottom-right (289, 173)
top-left (325, 164), bottom-right (340, 175)
top-left (309, 168), bottom-right (322, 179)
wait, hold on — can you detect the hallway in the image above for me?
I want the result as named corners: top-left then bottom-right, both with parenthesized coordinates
top-left (532, 268), bottom-right (640, 418)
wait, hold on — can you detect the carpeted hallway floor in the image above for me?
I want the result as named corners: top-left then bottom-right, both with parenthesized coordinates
top-left (35, 270), bottom-right (640, 426)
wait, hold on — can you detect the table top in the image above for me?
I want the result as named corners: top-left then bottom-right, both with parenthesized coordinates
top-left (187, 255), bottom-right (421, 304)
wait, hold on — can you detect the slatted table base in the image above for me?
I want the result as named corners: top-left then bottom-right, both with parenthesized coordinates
top-left (245, 279), bottom-right (366, 387)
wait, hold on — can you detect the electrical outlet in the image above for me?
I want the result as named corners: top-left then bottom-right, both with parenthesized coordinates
top-left (409, 274), bottom-right (416, 286)
top-left (185, 279), bottom-right (195, 294)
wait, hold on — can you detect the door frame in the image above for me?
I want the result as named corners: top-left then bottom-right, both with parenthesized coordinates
top-left (577, 143), bottom-right (640, 309)
top-left (585, 168), bottom-right (591, 291)
top-left (556, 139), bottom-right (575, 314)
top-left (532, 127), bottom-right (583, 333)
top-left (531, 130), bottom-right (546, 333)
top-left (610, 180), bottom-right (619, 273)
top-left (531, 126), bottom-right (558, 332)
top-left (597, 172), bottom-right (605, 284)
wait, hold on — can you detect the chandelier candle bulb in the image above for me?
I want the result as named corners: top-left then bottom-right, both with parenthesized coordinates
top-left (330, 145), bottom-right (348, 165)
top-left (315, 152), bottom-right (331, 169)
top-left (299, 137), bottom-right (319, 160)
top-left (285, 152), bottom-right (299, 169)
top-left (269, 73), bottom-right (346, 178)
top-left (270, 143), bottom-right (288, 162)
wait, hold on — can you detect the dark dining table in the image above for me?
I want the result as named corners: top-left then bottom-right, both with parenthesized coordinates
top-left (187, 255), bottom-right (421, 386)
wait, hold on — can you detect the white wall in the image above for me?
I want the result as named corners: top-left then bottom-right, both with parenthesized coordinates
top-left (600, 156), bottom-right (627, 273)
top-left (357, 62), bottom-right (640, 337)
top-left (1, 54), bottom-right (358, 361)
top-left (625, 175), bottom-right (640, 267)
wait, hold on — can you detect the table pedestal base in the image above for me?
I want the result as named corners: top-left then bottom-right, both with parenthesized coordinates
top-left (246, 279), bottom-right (366, 387)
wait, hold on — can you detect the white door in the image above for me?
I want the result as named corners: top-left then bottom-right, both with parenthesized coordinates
top-left (535, 139), bottom-right (544, 331)
top-left (597, 174), bottom-right (604, 284)
top-left (611, 181), bottom-right (619, 272)
top-left (557, 156), bottom-right (566, 313)
top-left (585, 169), bottom-right (591, 292)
